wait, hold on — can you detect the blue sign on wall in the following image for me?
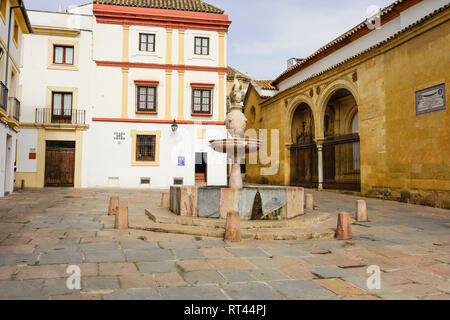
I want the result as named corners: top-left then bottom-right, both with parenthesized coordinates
top-left (178, 156), bottom-right (185, 167)
top-left (416, 83), bottom-right (446, 115)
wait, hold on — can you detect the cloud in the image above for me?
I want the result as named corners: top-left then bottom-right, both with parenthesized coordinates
top-left (208, 0), bottom-right (394, 79)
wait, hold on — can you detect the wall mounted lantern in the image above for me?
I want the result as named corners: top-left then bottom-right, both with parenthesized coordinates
top-left (171, 119), bottom-right (178, 133)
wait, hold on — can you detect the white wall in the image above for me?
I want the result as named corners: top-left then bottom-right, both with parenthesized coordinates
top-left (277, 0), bottom-right (449, 91)
top-left (20, 12), bottom-right (94, 123)
top-left (0, 125), bottom-right (17, 196)
top-left (16, 128), bottom-right (37, 172)
top-left (82, 122), bottom-right (227, 188)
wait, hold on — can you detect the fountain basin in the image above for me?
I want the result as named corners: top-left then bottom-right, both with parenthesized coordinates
top-left (169, 185), bottom-right (305, 221)
top-left (209, 138), bottom-right (261, 157)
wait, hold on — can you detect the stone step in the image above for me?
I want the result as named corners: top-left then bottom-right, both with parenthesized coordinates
top-left (145, 207), bottom-right (330, 229)
top-left (131, 221), bottom-right (226, 238)
top-left (129, 220), bottom-right (335, 240)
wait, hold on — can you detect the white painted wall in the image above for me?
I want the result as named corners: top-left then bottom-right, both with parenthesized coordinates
top-left (184, 30), bottom-right (220, 67)
top-left (18, 9), bottom-right (229, 190)
top-left (16, 128), bottom-right (37, 172)
top-left (277, 0), bottom-right (449, 91)
top-left (82, 122), bottom-right (227, 188)
top-left (0, 125), bottom-right (17, 196)
top-left (92, 21), bottom-right (123, 62)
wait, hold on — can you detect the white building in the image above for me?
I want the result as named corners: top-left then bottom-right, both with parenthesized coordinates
top-left (0, 0), bottom-right (33, 197)
top-left (16, 0), bottom-right (231, 190)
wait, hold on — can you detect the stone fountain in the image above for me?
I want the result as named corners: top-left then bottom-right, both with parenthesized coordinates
top-left (168, 77), bottom-right (305, 221)
top-left (210, 76), bottom-right (261, 189)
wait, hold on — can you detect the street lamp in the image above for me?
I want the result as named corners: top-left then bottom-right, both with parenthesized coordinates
top-left (171, 119), bottom-right (178, 133)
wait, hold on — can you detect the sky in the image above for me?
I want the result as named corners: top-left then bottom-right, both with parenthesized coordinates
top-left (23, 0), bottom-right (395, 79)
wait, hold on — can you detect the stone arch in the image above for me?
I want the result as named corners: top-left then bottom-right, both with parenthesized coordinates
top-left (343, 106), bottom-right (359, 135)
top-left (316, 78), bottom-right (359, 139)
top-left (285, 94), bottom-right (315, 144)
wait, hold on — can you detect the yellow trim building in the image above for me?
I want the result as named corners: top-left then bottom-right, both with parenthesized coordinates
top-left (244, 2), bottom-right (450, 209)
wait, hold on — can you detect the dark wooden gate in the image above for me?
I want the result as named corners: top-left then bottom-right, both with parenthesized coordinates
top-left (323, 134), bottom-right (361, 191)
top-left (45, 141), bottom-right (75, 187)
top-left (290, 142), bottom-right (318, 188)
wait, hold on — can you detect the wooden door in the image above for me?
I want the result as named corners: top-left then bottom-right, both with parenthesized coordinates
top-left (45, 147), bottom-right (75, 186)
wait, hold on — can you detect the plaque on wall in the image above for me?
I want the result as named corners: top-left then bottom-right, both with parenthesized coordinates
top-left (416, 83), bottom-right (446, 115)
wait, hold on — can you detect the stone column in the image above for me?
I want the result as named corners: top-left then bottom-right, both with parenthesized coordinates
top-left (317, 140), bottom-right (324, 190)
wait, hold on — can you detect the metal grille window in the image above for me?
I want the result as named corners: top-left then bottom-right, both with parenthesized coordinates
top-left (194, 37), bottom-right (209, 55)
top-left (136, 135), bottom-right (156, 162)
top-left (192, 89), bottom-right (212, 114)
top-left (137, 86), bottom-right (157, 112)
top-left (54, 46), bottom-right (74, 65)
top-left (139, 33), bottom-right (155, 52)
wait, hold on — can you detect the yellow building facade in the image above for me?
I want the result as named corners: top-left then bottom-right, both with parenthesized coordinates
top-left (244, 4), bottom-right (450, 209)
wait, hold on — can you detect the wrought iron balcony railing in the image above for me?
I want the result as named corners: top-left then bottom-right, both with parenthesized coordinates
top-left (35, 108), bottom-right (86, 125)
top-left (9, 97), bottom-right (20, 121)
top-left (0, 82), bottom-right (8, 113)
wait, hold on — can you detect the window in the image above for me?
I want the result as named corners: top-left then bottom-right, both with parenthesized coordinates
top-left (139, 33), bottom-right (155, 52)
top-left (52, 92), bottom-right (73, 123)
top-left (136, 86), bottom-right (157, 112)
top-left (192, 88), bottom-right (212, 115)
top-left (53, 46), bottom-right (74, 65)
top-left (194, 37), bottom-right (209, 55)
top-left (136, 135), bottom-right (156, 162)
top-left (13, 20), bottom-right (19, 45)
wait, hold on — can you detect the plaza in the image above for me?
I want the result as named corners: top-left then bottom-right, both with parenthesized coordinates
top-left (0, 188), bottom-right (448, 300)
top-left (0, 0), bottom-right (448, 302)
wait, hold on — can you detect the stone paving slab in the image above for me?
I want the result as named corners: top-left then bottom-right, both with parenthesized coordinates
top-left (84, 250), bottom-right (125, 263)
top-left (125, 249), bottom-right (173, 262)
top-left (313, 278), bottom-right (367, 296)
top-left (219, 270), bottom-right (257, 283)
top-left (226, 248), bottom-right (270, 258)
top-left (103, 288), bottom-right (162, 300)
top-left (222, 282), bottom-right (284, 300)
top-left (182, 270), bottom-right (226, 285)
top-left (172, 248), bottom-right (205, 260)
top-left (159, 285), bottom-right (227, 300)
top-left (269, 280), bottom-right (337, 299)
top-left (82, 276), bottom-right (120, 292)
top-left (307, 266), bottom-right (354, 279)
top-left (137, 261), bottom-right (178, 274)
top-left (0, 279), bottom-right (44, 298)
top-left (263, 247), bottom-right (311, 257)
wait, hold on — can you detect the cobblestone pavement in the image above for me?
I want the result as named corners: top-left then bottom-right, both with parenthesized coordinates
top-left (0, 188), bottom-right (449, 300)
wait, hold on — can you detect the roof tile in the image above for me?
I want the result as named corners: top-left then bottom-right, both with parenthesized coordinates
top-left (93, 0), bottom-right (224, 14)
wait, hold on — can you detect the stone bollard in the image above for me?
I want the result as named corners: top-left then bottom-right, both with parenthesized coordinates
top-left (356, 200), bottom-right (368, 222)
top-left (161, 192), bottom-right (170, 209)
top-left (305, 194), bottom-right (314, 210)
top-left (225, 211), bottom-right (241, 242)
top-left (335, 212), bottom-right (352, 240)
top-left (115, 205), bottom-right (128, 230)
top-left (287, 187), bottom-right (305, 219)
top-left (220, 188), bottom-right (238, 220)
top-left (108, 196), bottom-right (119, 215)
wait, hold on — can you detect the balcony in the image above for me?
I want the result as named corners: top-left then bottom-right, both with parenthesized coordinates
top-left (0, 82), bottom-right (8, 114)
top-left (35, 108), bottom-right (86, 125)
top-left (9, 97), bottom-right (20, 122)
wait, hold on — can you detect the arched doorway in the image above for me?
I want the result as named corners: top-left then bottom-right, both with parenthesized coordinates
top-left (322, 89), bottom-right (360, 191)
top-left (290, 102), bottom-right (318, 188)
